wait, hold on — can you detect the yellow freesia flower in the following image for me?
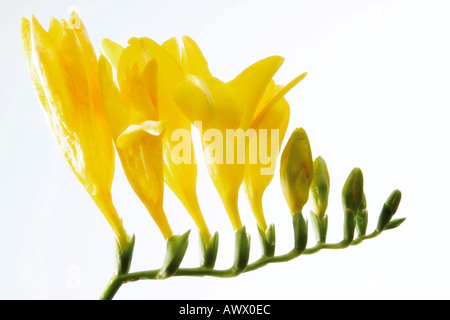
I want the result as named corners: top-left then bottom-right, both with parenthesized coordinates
top-left (20, 14), bottom-right (129, 249)
top-left (244, 73), bottom-right (307, 232)
top-left (98, 55), bottom-right (173, 240)
top-left (101, 37), bottom-right (211, 243)
top-left (174, 53), bottom-right (304, 231)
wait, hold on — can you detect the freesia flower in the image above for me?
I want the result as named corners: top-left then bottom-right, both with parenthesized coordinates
top-left (243, 73), bottom-right (307, 232)
top-left (101, 37), bottom-right (211, 243)
top-left (174, 52), bottom-right (305, 231)
top-left (20, 13), bottom-right (129, 249)
top-left (98, 54), bottom-right (173, 240)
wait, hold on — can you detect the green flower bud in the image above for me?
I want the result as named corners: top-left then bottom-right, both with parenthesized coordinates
top-left (377, 189), bottom-right (402, 231)
top-left (309, 156), bottom-right (330, 219)
top-left (233, 226), bottom-right (251, 274)
top-left (280, 128), bottom-right (314, 215)
top-left (342, 167), bottom-right (364, 214)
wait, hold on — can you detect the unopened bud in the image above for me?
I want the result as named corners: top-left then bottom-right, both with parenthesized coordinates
top-left (377, 189), bottom-right (402, 231)
top-left (280, 128), bottom-right (314, 215)
top-left (342, 167), bottom-right (364, 214)
top-left (309, 156), bottom-right (330, 219)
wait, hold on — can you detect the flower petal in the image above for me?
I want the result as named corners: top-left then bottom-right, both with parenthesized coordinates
top-left (228, 55), bottom-right (285, 129)
top-left (101, 38), bottom-right (125, 71)
top-left (117, 120), bottom-right (164, 149)
top-left (181, 35), bottom-right (211, 77)
top-left (173, 75), bottom-right (242, 130)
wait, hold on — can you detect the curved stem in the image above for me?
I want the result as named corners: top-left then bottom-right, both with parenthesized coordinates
top-left (100, 274), bottom-right (123, 301)
top-left (100, 228), bottom-right (386, 300)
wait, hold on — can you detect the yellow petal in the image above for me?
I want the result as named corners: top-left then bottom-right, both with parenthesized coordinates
top-left (181, 35), bottom-right (212, 77)
top-left (21, 18), bottom-right (50, 115)
top-left (161, 37), bottom-right (182, 65)
top-left (141, 58), bottom-right (158, 110)
top-left (173, 75), bottom-right (242, 130)
top-left (228, 55), bottom-right (285, 129)
top-left (69, 12), bottom-right (98, 87)
top-left (101, 38), bottom-right (125, 71)
top-left (121, 61), bottom-right (158, 123)
top-left (98, 55), bottom-right (131, 139)
top-left (251, 72), bottom-right (307, 129)
top-left (92, 192), bottom-right (130, 249)
top-left (117, 120), bottom-right (164, 149)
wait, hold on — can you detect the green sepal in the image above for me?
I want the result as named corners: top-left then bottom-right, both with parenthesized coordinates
top-left (158, 230), bottom-right (191, 279)
top-left (117, 235), bottom-right (135, 275)
top-left (200, 231), bottom-right (219, 269)
top-left (293, 211), bottom-right (308, 253)
top-left (343, 208), bottom-right (356, 244)
top-left (385, 217), bottom-right (406, 230)
top-left (233, 226), bottom-right (251, 274)
top-left (356, 209), bottom-right (368, 237)
top-left (310, 211), bottom-right (328, 243)
top-left (257, 224), bottom-right (276, 257)
top-left (355, 192), bottom-right (368, 236)
top-left (377, 189), bottom-right (402, 231)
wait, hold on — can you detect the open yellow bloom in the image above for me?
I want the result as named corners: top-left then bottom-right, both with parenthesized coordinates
top-left (101, 37), bottom-right (211, 243)
top-left (98, 54), bottom-right (173, 240)
top-left (20, 14), bottom-right (129, 249)
top-left (244, 73), bottom-right (307, 232)
top-left (174, 53), bottom-right (303, 231)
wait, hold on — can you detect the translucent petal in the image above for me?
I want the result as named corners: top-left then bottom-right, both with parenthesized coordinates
top-left (181, 35), bottom-right (211, 77)
top-left (228, 55), bottom-right (284, 129)
top-left (117, 120), bottom-right (163, 149)
top-left (101, 38), bottom-right (125, 71)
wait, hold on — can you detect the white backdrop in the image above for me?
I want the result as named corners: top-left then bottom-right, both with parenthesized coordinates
top-left (1, 0), bottom-right (449, 300)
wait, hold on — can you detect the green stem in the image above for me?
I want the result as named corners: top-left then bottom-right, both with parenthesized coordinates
top-left (100, 274), bottom-right (123, 301)
top-left (100, 229), bottom-right (384, 300)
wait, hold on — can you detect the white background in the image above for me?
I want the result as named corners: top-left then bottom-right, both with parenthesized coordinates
top-left (0, 0), bottom-right (449, 300)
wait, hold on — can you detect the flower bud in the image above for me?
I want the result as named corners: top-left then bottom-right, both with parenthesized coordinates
top-left (377, 189), bottom-right (402, 231)
top-left (280, 128), bottom-right (314, 215)
top-left (309, 156), bottom-right (330, 219)
top-left (342, 167), bottom-right (364, 214)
